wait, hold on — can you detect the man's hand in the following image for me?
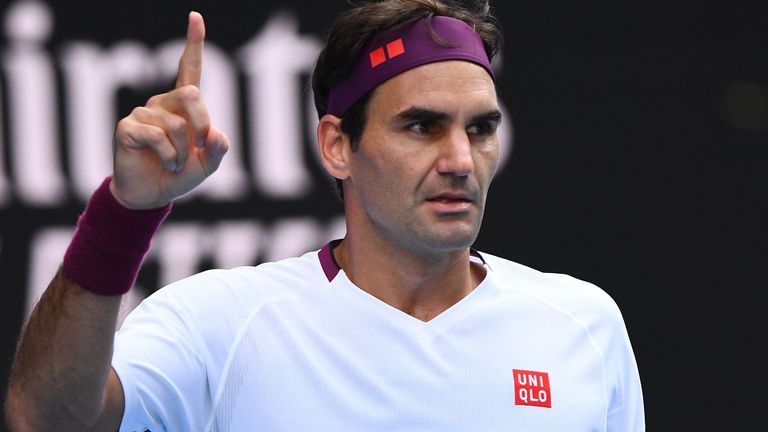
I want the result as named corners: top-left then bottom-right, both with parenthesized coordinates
top-left (111, 11), bottom-right (229, 209)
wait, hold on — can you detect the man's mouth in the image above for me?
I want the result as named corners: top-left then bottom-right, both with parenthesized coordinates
top-left (425, 193), bottom-right (474, 212)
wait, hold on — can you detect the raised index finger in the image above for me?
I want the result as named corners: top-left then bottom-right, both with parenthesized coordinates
top-left (176, 11), bottom-right (205, 88)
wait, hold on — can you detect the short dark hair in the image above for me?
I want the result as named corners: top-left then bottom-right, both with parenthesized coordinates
top-left (310, 0), bottom-right (503, 198)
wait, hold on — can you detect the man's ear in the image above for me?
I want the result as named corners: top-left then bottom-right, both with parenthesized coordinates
top-left (316, 114), bottom-right (351, 180)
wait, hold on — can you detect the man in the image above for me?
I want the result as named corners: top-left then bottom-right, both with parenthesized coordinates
top-left (4, 1), bottom-right (645, 430)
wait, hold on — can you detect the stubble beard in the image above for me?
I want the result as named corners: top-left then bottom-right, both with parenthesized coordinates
top-left (400, 205), bottom-right (485, 259)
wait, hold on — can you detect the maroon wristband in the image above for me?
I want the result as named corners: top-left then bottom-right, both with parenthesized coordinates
top-left (62, 176), bottom-right (172, 296)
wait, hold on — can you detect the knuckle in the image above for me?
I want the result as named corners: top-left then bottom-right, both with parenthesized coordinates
top-left (146, 94), bottom-right (164, 107)
top-left (154, 141), bottom-right (175, 161)
top-left (168, 115), bottom-right (188, 135)
top-left (177, 84), bottom-right (201, 101)
top-left (115, 116), bottom-right (131, 132)
top-left (114, 117), bottom-right (133, 140)
top-left (130, 106), bottom-right (151, 119)
top-left (146, 126), bottom-right (167, 143)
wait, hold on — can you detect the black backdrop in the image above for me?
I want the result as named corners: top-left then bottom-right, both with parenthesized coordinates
top-left (1, 0), bottom-right (766, 430)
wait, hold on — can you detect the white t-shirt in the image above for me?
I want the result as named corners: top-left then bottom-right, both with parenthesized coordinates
top-left (113, 242), bottom-right (644, 431)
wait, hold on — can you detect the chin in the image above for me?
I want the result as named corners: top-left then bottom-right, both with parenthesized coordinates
top-left (414, 226), bottom-right (480, 254)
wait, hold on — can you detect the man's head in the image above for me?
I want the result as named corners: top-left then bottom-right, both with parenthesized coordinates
top-left (311, 0), bottom-right (503, 197)
top-left (313, 0), bottom-right (503, 257)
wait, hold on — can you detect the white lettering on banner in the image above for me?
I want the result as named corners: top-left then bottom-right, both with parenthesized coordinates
top-left (0, 2), bottom-right (323, 204)
top-left (24, 216), bottom-right (346, 321)
top-left (239, 14), bottom-right (322, 198)
top-left (3, 0), bottom-right (66, 205)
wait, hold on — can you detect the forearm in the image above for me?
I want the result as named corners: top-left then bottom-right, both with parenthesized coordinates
top-left (5, 269), bottom-right (122, 431)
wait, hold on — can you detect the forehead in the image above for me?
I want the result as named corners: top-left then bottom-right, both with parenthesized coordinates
top-left (368, 60), bottom-right (498, 116)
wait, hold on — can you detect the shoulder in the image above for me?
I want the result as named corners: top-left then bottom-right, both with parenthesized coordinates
top-left (478, 250), bottom-right (624, 321)
top-left (131, 248), bottom-right (326, 326)
top-left (476, 251), bottom-right (639, 377)
top-left (117, 248), bottom-right (328, 360)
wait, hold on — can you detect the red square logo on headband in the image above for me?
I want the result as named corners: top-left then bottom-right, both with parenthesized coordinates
top-left (386, 38), bottom-right (405, 59)
top-left (369, 47), bottom-right (387, 68)
top-left (369, 39), bottom-right (406, 68)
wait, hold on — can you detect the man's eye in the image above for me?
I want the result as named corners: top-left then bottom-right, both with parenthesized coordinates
top-left (467, 121), bottom-right (499, 136)
top-left (408, 122), bottom-right (438, 135)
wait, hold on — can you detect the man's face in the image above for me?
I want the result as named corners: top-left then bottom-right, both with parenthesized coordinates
top-left (344, 60), bottom-right (501, 257)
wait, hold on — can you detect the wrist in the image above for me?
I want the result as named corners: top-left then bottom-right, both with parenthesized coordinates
top-left (62, 176), bottom-right (172, 296)
top-left (108, 176), bottom-right (172, 210)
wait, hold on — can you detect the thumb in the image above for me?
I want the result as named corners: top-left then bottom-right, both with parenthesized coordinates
top-left (198, 127), bottom-right (229, 177)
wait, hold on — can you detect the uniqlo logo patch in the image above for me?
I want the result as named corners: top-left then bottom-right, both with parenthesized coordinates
top-left (513, 369), bottom-right (552, 408)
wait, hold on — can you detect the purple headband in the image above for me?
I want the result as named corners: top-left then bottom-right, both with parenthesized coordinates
top-left (326, 16), bottom-right (494, 117)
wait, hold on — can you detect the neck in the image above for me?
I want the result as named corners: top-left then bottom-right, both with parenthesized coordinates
top-left (333, 234), bottom-right (485, 322)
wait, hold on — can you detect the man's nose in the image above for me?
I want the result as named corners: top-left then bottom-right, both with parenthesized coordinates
top-left (436, 129), bottom-right (474, 177)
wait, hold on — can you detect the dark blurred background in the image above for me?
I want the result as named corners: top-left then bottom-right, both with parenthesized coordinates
top-left (0, 1), bottom-right (765, 430)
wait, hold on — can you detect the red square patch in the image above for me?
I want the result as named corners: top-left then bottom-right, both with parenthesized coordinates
top-left (386, 38), bottom-right (405, 59)
top-left (513, 369), bottom-right (552, 408)
top-left (369, 47), bottom-right (386, 68)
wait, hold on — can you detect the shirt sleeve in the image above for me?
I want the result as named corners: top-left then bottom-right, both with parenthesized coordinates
top-left (605, 306), bottom-right (646, 431)
top-left (546, 272), bottom-right (646, 431)
top-left (112, 287), bottom-right (212, 432)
